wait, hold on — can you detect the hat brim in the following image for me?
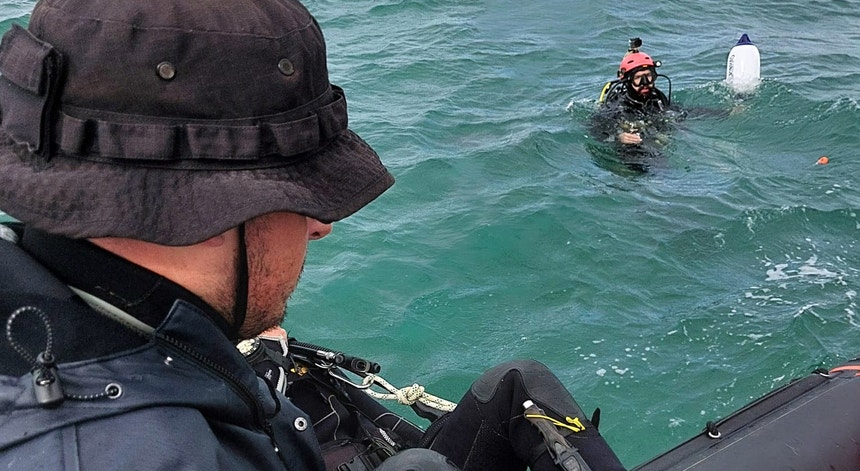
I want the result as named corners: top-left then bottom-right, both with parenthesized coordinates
top-left (0, 129), bottom-right (394, 245)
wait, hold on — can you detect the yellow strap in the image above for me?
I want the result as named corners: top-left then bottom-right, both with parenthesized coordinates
top-left (598, 82), bottom-right (612, 103)
top-left (524, 413), bottom-right (586, 433)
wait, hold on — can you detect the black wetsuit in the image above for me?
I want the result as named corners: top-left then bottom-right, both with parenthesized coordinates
top-left (601, 81), bottom-right (671, 117)
top-left (589, 81), bottom-right (682, 171)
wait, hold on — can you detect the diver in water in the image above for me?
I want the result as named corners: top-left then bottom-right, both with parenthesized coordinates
top-left (589, 38), bottom-right (683, 171)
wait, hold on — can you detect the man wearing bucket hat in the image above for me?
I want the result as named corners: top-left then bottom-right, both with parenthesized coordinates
top-left (0, 0), bottom-right (394, 468)
top-left (0, 0), bottom-right (626, 470)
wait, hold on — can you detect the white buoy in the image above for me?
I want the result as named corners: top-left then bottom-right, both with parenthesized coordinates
top-left (726, 34), bottom-right (760, 94)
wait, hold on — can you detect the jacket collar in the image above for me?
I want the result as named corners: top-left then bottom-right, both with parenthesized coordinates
top-left (19, 227), bottom-right (232, 337)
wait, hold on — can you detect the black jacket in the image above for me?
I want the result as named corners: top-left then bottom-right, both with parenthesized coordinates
top-left (0, 225), bottom-right (325, 470)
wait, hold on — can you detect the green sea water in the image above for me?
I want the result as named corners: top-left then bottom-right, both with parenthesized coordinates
top-left (2, 0), bottom-right (859, 467)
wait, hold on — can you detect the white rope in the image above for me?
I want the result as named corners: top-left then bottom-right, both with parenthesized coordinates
top-left (361, 374), bottom-right (457, 413)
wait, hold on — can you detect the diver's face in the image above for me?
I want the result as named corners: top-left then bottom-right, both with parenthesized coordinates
top-left (630, 68), bottom-right (656, 95)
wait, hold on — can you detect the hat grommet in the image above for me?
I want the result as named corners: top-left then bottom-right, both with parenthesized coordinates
top-left (156, 61), bottom-right (177, 80)
top-left (277, 58), bottom-right (295, 76)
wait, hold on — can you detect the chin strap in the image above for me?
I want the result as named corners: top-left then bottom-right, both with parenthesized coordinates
top-left (231, 222), bottom-right (249, 339)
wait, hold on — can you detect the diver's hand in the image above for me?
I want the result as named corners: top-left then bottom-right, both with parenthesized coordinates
top-left (618, 132), bottom-right (642, 145)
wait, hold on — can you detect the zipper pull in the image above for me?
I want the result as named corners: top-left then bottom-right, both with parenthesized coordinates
top-left (263, 420), bottom-right (280, 453)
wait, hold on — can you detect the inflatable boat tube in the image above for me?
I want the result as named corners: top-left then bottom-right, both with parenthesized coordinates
top-left (632, 357), bottom-right (860, 471)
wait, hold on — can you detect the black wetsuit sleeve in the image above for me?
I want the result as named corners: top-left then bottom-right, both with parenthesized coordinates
top-left (587, 108), bottom-right (620, 142)
top-left (588, 89), bottom-right (627, 142)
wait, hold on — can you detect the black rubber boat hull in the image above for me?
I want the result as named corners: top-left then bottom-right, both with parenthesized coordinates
top-left (633, 358), bottom-right (860, 471)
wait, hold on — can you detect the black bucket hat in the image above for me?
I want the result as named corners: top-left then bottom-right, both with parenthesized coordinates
top-left (0, 0), bottom-right (394, 245)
